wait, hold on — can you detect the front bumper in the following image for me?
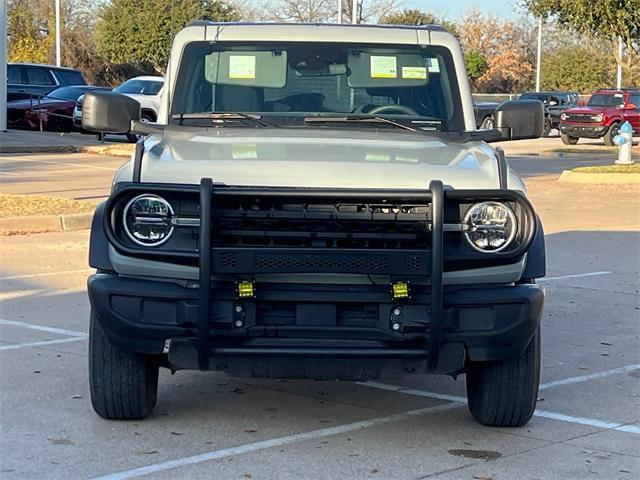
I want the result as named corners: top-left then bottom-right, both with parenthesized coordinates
top-left (88, 273), bottom-right (544, 376)
top-left (559, 123), bottom-right (608, 138)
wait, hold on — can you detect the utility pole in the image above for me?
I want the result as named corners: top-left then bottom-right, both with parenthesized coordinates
top-left (338, 0), bottom-right (343, 23)
top-left (0, 0), bottom-right (7, 132)
top-left (535, 17), bottom-right (542, 92)
top-left (351, 0), bottom-right (357, 24)
top-left (616, 37), bottom-right (623, 89)
top-left (55, 0), bottom-right (61, 66)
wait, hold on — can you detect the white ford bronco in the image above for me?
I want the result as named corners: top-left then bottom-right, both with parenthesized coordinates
top-left (83, 22), bottom-right (546, 426)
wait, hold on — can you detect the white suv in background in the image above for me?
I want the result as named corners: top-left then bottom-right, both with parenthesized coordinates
top-left (74, 75), bottom-right (164, 141)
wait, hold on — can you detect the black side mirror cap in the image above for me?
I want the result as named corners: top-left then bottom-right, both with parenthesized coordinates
top-left (82, 91), bottom-right (140, 133)
top-left (494, 100), bottom-right (544, 141)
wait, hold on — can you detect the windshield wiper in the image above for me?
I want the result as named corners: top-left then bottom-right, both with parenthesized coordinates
top-left (171, 112), bottom-right (275, 128)
top-left (304, 115), bottom-right (418, 132)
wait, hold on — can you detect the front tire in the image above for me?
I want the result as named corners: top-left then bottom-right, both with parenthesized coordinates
top-left (542, 118), bottom-right (552, 137)
top-left (89, 310), bottom-right (159, 420)
top-left (604, 122), bottom-right (620, 146)
top-left (560, 132), bottom-right (579, 145)
top-left (465, 327), bottom-right (540, 427)
top-left (480, 116), bottom-right (494, 130)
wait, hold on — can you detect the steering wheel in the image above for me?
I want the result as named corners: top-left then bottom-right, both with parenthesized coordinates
top-left (367, 104), bottom-right (419, 116)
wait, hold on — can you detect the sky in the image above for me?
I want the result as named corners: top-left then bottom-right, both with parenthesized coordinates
top-left (404, 0), bottom-right (522, 20)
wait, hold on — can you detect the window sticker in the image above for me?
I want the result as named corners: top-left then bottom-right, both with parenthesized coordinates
top-left (370, 56), bottom-right (397, 79)
top-left (426, 58), bottom-right (440, 73)
top-left (232, 144), bottom-right (258, 159)
top-left (402, 66), bottom-right (427, 80)
top-left (229, 55), bottom-right (256, 79)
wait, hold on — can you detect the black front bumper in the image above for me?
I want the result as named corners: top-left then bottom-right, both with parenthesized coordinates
top-left (88, 273), bottom-right (544, 376)
top-left (559, 123), bottom-right (608, 138)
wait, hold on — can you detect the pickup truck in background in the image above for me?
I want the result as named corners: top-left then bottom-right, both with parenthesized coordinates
top-left (473, 101), bottom-right (499, 129)
top-left (518, 91), bottom-right (579, 137)
top-left (559, 89), bottom-right (640, 145)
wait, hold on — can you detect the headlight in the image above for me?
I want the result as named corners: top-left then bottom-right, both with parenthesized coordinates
top-left (591, 113), bottom-right (603, 122)
top-left (560, 113), bottom-right (568, 121)
top-left (464, 202), bottom-right (517, 253)
top-left (123, 194), bottom-right (174, 246)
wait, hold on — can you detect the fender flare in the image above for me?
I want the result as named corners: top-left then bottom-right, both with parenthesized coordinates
top-left (89, 202), bottom-right (115, 271)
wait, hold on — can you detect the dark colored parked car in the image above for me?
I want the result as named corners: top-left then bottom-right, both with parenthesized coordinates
top-left (473, 101), bottom-right (499, 129)
top-left (7, 85), bottom-right (110, 132)
top-left (559, 89), bottom-right (640, 145)
top-left (518, 91), bottom-right (579, 136)
top-left (8, 63), bottom-right (87, 102)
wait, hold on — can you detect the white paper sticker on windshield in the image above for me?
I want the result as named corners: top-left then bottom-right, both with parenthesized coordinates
top-left (229, 55), bottom-right (256, 79)
top-left (402, 66), bottom-right (427, 79)
top-left (426, 58), bottom-right (440, 73)
top-left (370, 56), bottom-right (397, 79)
top-left (232, 144), bottom-right (258, 159)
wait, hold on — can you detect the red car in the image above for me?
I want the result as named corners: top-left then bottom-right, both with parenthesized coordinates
top-left (559, 88), bottom-right (640, 145)
top-left (7, 85), bottom-right (110, 132)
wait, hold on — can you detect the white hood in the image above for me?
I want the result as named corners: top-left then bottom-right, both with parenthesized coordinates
top-left (121, 128), bottom-right (505, 190)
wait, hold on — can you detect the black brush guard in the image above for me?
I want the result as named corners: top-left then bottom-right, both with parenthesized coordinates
top-left (103, 180), bottom-right (536, 371)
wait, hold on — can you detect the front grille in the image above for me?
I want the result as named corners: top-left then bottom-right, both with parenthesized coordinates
top-left (564, 113), bottom-right (598, 123)
top-left (254, 253), bottom-right (389, 271)
top-left (212, 198), bottom-right (431, 250)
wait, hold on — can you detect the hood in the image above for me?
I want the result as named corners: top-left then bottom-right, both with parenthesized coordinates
top-left (6, 97), bottom-right (69, 110)
top-left (562, 105), bottom-right (606, 114)
top-left (132, 128), bottom-right (503, 190)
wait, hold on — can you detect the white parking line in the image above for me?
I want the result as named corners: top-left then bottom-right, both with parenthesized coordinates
top-left (358, 382), bottom-right (640, 435)
top-left (0, 269), bottom-right (93, 281)
top-left (90, 402), bottom-right (460, 480)
top-left (539, 271), bottom-right (611, 282)
top-left (0, 337), bottom-right (87, 351)
top-left (0, 318), bottom-right (87, 338)
top-left (540, 364), bottom-right (640, 390)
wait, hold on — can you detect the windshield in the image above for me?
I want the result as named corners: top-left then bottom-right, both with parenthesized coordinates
top-left (588, 93), bottom-right (624, 107)
top-left (115, 79), bottom-right (164, 95)
top-left (45, 86), bottom-right (91, 101)
top-left (171, 42), bottom-right (464, 132)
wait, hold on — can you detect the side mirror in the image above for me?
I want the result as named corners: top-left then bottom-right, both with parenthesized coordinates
top-left (626, 103), bottom-right (637, 110)
top-left (82, 91), bottom-right (140, 133)
top-left (493, 100), bottom-right (544, 141)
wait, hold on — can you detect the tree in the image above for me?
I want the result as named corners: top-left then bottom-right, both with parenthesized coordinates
top-left (457, 10), bottom-right (534, 92)
top-left (464, 50), bottom-right (488, 82)
top-left (379, 8), bottom-right (457, 34)
top-left (7, 0), bottom-right (55, 63)
top-left (266, 0), bottom-right (402, 23)
top-left (526, 0), bottom-right (640, 84)
top-left (541, 46), bottom-right (613, 92)
top-left (95, 0), bottom-right (240, 75)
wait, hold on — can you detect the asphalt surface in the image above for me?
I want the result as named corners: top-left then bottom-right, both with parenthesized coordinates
top-left (1, 142), bottom-right (639, 479)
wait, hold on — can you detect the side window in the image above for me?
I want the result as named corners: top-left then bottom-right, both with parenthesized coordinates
top-left (8, 66), bottom-right (22, 84)
top-left (26, 67), bottom-right (56, 86)
top-left (628, 95), bottom-right (640, 109)
top-left (559, 95), bottom-right (568, 105)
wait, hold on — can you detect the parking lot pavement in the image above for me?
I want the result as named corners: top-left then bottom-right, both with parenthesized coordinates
top-left (0, 153), bottom-right (125, 200)
top-left (1, 154), bottom-right (639, 479)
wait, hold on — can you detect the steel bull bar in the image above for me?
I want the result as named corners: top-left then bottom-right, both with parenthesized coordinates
top-left (195, 179), bottom-right (446, 371)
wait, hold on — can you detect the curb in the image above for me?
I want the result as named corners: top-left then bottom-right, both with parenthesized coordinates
top-left (0, 144), bottom-right (134, 158)
top-left (558, 170), bottom-right (640, 185)
top-left (0, 212), bottom-right (93, 236)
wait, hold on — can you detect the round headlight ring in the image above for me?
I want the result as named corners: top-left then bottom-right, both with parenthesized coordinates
top-left (122, 194), bottom-right (174, 247)
top-left (463, 201), bottom-right (517, 253)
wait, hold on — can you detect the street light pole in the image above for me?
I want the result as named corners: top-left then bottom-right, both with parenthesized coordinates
top-left (338, 0), bottom-right (343, 23)
top-left (55, 0), bottom-right (61, 66)
top-left (0, 0), bottom-right (7, 132)
top-left (351, 0), bottom-right (357, 24)
top-left (616, 37), bottom-right (623, 89)
top-left (535, 17), bottom-right (542, 92)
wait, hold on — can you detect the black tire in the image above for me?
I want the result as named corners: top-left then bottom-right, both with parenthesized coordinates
top-left (542, 118), bottom-right (552, 137)
top-left (560, 132), bottom-right (579, 145)
top-left (603, 122), bottom-right (620, 146)
top-left (89, 310), bottom-right (159, 420)
top-left (465, 327), bottom-right (540, 427)
top-left (480, 116), bottom-right (494, 130)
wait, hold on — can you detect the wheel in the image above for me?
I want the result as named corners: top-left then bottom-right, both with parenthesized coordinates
top-left (542, 118), bottom-right (552, 137)
top-left (89, 310), bottom-right (159, 420)
top-left (126, 113), bottom-right (154, 143)
top-left (604, 122), bottom-right (620, 146)
top-left (480, 116), bottom-right (494, 130)
top-left (465, 327), bottom-right (540, 427)
top-left (560, 132), bottom-right (579, 145)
